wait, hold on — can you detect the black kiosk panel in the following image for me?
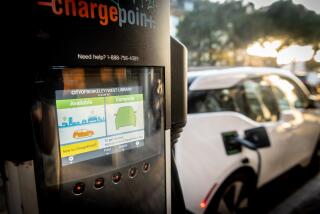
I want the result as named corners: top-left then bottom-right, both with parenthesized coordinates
top-left (30, 0), bottom-right (171, 213)
top-left (32, 67), bottom-right (166, 213)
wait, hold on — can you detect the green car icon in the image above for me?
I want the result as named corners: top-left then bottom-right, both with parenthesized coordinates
top-left (115, 106), bottom-right (137, 129)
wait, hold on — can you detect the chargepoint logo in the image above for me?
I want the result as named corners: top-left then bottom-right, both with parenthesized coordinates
top-left (37, 0), bottom-right (156, 29)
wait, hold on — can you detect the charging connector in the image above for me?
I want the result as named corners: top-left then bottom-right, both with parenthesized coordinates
top-left (235, 137), bottom-right (262, 181)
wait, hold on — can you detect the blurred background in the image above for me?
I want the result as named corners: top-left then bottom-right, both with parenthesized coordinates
top-left (170, 0), bottom-right (320, 95)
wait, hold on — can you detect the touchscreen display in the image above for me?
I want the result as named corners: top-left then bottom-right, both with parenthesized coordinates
top-left (56, 86), bottom-right (145, 166)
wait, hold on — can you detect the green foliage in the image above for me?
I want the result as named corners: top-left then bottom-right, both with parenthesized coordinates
top-left (262, 0), bottom-right (320, 44)
top-left (177, 0), bottom-right (320, 66)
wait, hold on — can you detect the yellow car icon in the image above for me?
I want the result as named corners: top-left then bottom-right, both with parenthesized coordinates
top-left (73, 129), bottom-right (94, 139)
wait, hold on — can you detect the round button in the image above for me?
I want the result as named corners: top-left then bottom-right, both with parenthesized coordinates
top-left (128, 167), bottom-right (137, 178)
top-left (142, 162), bottom-right (150, 173)
top-left (112, 172), bottom-right (122, 184)
top-left (94, 178), bottom-right (104, 189)
top-left (73, 182), bottom-right (85, 195)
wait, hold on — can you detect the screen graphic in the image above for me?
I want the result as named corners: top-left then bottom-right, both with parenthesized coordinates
top-left (55, 87), bottom-right (145, 166)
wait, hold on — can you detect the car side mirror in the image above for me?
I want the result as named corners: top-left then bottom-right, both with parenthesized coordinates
top-left (244, 126), bottom-right (271, 149)
top-left (280, 110), bottom-right (295, 122)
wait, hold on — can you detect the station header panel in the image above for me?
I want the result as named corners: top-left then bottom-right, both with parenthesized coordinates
top-left (32, 0), bottom-right (170, 66)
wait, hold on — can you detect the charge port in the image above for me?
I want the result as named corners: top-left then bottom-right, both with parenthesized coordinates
top-left (222, 131), bottom-right (242, 155)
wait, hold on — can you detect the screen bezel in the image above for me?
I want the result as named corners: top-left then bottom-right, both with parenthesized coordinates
top-left (32, 66), bottom-right (166, 184)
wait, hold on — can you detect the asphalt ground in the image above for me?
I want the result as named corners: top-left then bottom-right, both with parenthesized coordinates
top-left (270, 172), bottom-right (320, 214)
top-left (252, 166), bottom-right (320, 214)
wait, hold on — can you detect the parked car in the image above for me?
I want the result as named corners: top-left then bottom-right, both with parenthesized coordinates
top-left (175, 67), bottom-right (320, 214)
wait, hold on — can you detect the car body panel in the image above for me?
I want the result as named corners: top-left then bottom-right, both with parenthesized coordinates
top-left (175, 112), bottom-right (258, 214)
top-left (176, 67), bottom-right (320, 214)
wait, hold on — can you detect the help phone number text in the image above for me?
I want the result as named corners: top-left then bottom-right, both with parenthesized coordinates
top-left (77, 53), bottom-right (139, 62)
top-left (108, 55), bottom-right (139, 61)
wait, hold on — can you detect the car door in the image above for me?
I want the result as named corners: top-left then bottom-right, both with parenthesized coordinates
top-left (270, 75), bottom-right (319, 166)
top-left (239, 77), bottom-right (289, 185)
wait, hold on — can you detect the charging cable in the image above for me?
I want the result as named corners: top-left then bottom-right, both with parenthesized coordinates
top-left (235, 137), bottom-right (262, 180)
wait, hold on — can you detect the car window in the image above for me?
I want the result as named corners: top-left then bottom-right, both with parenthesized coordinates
top-left (258, 78), bottom-right (280, 121)
top-left (188, 78), bottom-right (280, 122)
top-left (241, 80), bottom-right (265, 122)
top-left (188, 88), bottom-right (237, 114)
top-left (188, 91), bottom-right (208, 113)
top-left (271, 85), bottom-right (291, 111)
top-left (267, 75), bottom-right (308, 109)
top-left (241, 79), bottom-right (279, 122)
top-left (282, 77), bottom-right (309, 109)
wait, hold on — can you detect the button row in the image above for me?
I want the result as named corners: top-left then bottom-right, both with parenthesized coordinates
top-left (72, 163), bottom-right (151, 195)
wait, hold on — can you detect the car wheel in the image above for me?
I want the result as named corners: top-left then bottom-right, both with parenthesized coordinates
top-left (205, 173), bottom-right (255, 214)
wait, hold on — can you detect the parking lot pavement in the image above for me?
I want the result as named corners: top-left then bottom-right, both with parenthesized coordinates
top-left (269, 172), bottom-right (320, 214)
top-left (252, 166), bottom-right (320, 214)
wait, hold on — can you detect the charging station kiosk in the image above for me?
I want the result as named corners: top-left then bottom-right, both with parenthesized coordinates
top-left (2, 0), bottom-right (187, 213)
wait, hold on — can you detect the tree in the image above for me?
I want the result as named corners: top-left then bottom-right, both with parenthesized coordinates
top-left (262, 0), bottom-right (320, 45)
top-left (178, 1), bottom-right (258, 65)
top-left (177, 0), bottom-right (320, 66)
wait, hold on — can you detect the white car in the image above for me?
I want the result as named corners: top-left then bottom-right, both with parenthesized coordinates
top-left (175, 67), bottom-right (320, 214)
